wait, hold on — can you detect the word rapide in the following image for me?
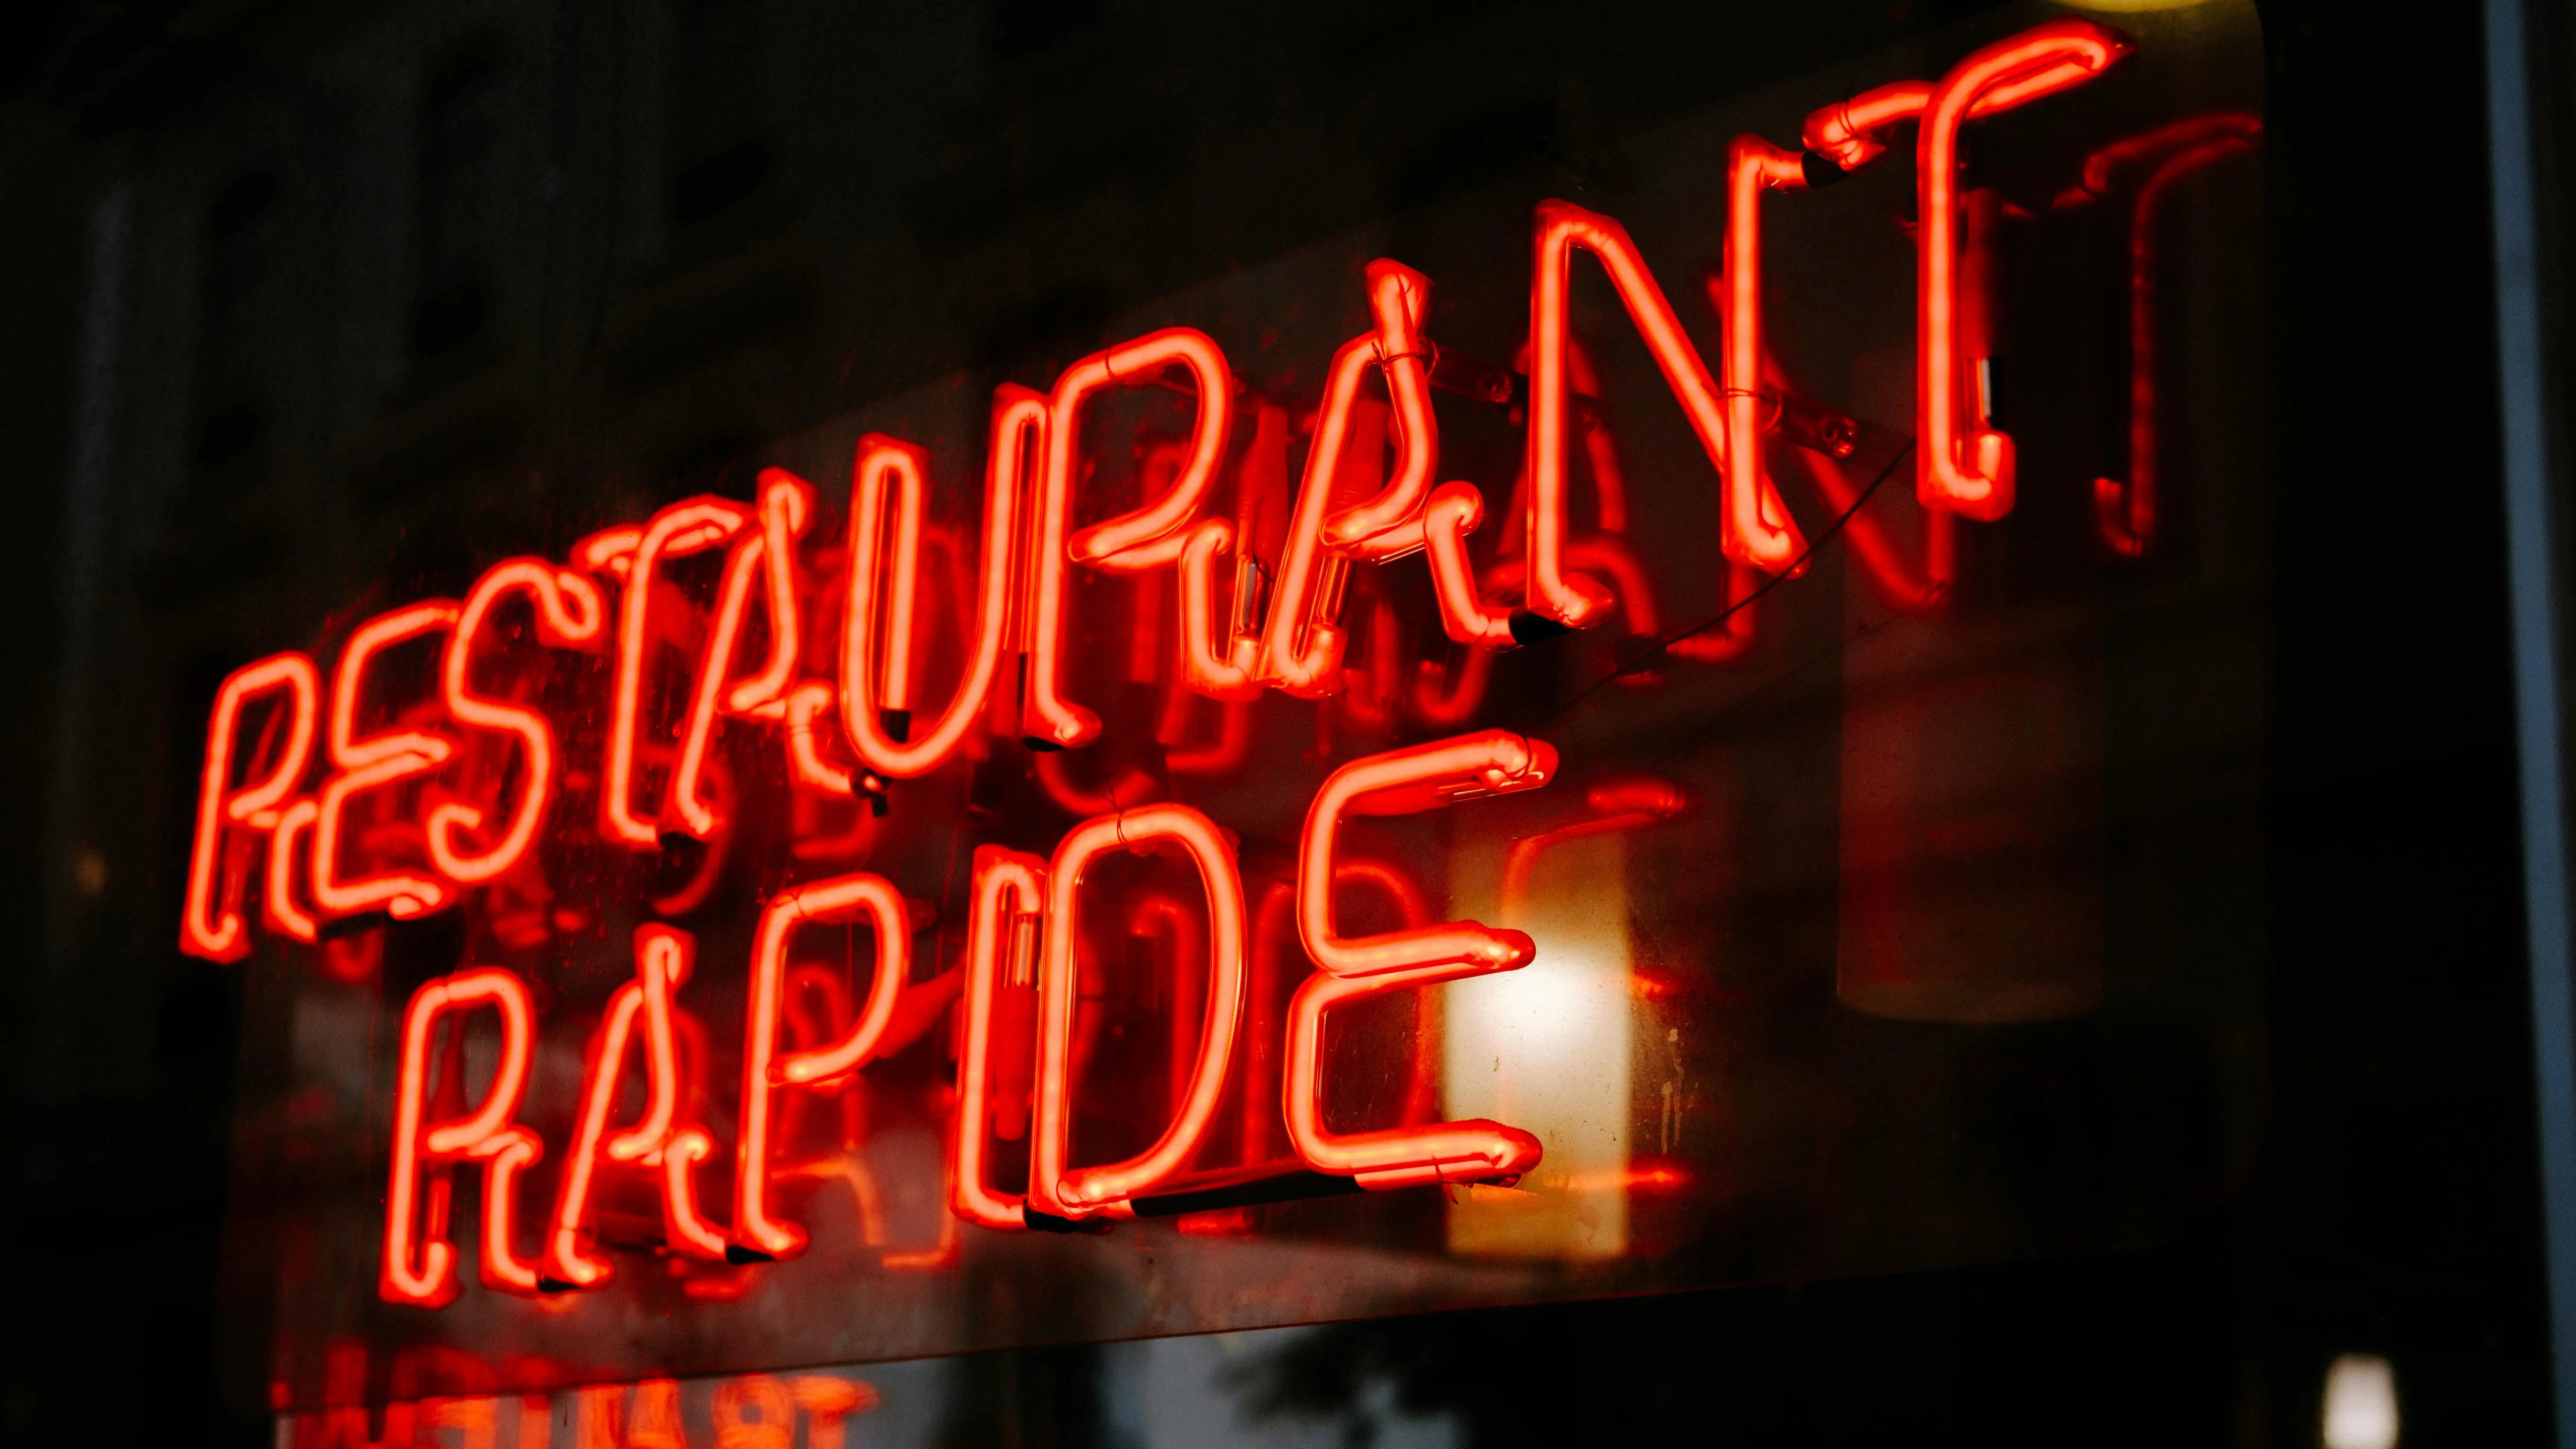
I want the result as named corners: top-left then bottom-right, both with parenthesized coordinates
top-left (177, 21), bottom-right (2135, 1308)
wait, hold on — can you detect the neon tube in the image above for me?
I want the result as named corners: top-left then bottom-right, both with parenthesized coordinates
top-left (1241, 860), bottom-right (1437, 1168)
top-left (1258, 335), bottom-right (1379, 695)
top-left (1324, 260), bottom-right (1440, 555)
top-left (573, 524), bottom-right (644, 581)
top-left (727, 471), bottom-right (812, 713)
top-left (1422, 482), bottom-right (1518, 646)
top-left (261, 797), bottom-right (320, 944)
top-left (734, 872), bottom-right (916, 1258)
top-left (1800, 64), bottom-right (2100, 173)
top-left (1257, 260), bottom-right (1442, 696)
top-left (670, 474), bottom-right (812, 835)
top-left (1527, 201), bottom-right (1803, 608)
top-left (544, 926), bottom-right (696, 1288)
top-left (784, 682), bottom-right (858, 796)
top-left (1408, 642), bottom-right (1498, 726)
top-left (598, 498), bottom-right (751, 847)
top-left (1918, 19), bottom-right (2130, 520)
top-left (476, 1128), bottom-right (544, 1293)
top-left (1174, 519), bottom-right (1264, 700)
top-left (1162, 693), bottom-right (1253, 777)
top-left (181, 651), bottom-right (320, 960)
top-left (841, 394), bottom-right (1038, 777)
top-left (660, 1127), bottom-right (731, 1260)
top-left (314, 602), bottom-right (461, 921)
top-left (1479, 534), bottom-right (1662, 640)
top-left (1023, 330), bottom-right (1233, 748)
top-left (1030, 804), bottom-right (1247, 1219)
top-left (951, 845), bottom-right (1048, 1231)
top-left (2060, 114), bottom-right (2260, 557)
top-left (428, 560), bottom-right (605, 885)
top-left (1722, 135), bottom-right (1813, 598)
top-left (1284, 731), bottom-right (1556, 1187)
top-left (380, 966), bottom-right (538, 1306)
top-left (1701, 271), bottom-right (1951, 614)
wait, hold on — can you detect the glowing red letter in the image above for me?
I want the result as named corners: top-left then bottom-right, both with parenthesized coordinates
top-left (1022, 328), bottom-right (1234, 748)
top-left (596, 498), bottom-right (751, 847)
top-left (949, 845), bottom-right (1048, 1230)
top-left (1526, 200), bottom-right (1804, 607)
top-left (429, 560), bottom-right (605, 885)
top-left (181, 652), bottom-right (320, 961)
top-left (546, 926), bottom-right (724, 1288)
top-left (1029, 803), bottom-right (1246, 1221)
top-left (1286, 730), bottom-right (1557, 1187)
top-left (314, 603), bottom-right (462, 922)
top-left (382, 966), bottom-right (540, 1305)
top-left (670, 473), bottom-right (813, 833)
top-left (1917, 19), bottom-right (2128, 520)
top-left (734, 873), bottom-right (916, 1258)
top-left (840, 396), bottom-right (1039, 778)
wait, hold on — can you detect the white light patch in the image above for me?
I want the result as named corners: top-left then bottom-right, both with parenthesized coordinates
top-left (1444, 831), bottom-right (1631, 1259)
top-left (2322, 1353), bottom-right (2400, 1449)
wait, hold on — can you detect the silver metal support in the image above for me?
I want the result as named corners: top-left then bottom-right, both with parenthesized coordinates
top-left (2483, 0), bottom-right (2576, 1440)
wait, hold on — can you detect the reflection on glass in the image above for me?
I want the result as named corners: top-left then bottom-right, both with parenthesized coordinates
top-left (1447, 829), bottom-right (1634, 1260)
top-left (2322, 1354), bottom-right (2400, 1449)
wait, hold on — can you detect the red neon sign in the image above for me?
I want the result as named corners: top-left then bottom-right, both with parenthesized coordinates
top-left (1916, 20), bottom-right (2131, 521)
top-left (170, 17), bottom-right (2245, 1318)
top-left (1029, 804), bottom-right (1247, 1220)
top-left (381, 966), bottom-right (540, 1306)
top-left (429, 559), bottom-right (606, 884)
top-left (1285, 731), bottom-right (1556, 1187)
top-left (314, 602), bottom-right (462, 922)
top-left (732, 873), bottom-right (921, 1259)
top-left (182, 651), bottom-right (319, 961)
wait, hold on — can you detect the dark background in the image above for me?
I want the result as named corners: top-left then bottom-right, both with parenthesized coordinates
top-left (0, 0), bottom-right (2557, 1443)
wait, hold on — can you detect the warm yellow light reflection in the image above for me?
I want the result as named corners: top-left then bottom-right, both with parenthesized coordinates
top-left (2322, 1354), bottom-right (2400, 1449)
top-left (1444, 831), bottom-right (1631, 1260)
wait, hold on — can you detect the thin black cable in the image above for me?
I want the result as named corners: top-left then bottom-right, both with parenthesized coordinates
top-left (1524, 437), bottom-right (1918, 733)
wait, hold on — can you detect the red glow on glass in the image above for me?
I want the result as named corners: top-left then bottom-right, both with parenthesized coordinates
top-left (429, 559), bottom-right (607, 886)
top-left (1499, 773), bottom-right (1688, 919)
top-left (381, 966), bottom-right (540, 1306)
top-left (792, 1376), bottom-right (881, 1449)
top-left (1917, 19), bottom-right (2130, 520)
top-left (315, 602), bottom-right (462, 922)
top-left (734, 873), bottom-right (917, 1259)
top-left (2059, 113), bottom-right (2261, 558)
top-left (1031, 804), bottom-right (1247, 1219)
top-left (1285, 731), bottom-right (1556, 1188)
top-left (182, 651), bottom-right (321, 960)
